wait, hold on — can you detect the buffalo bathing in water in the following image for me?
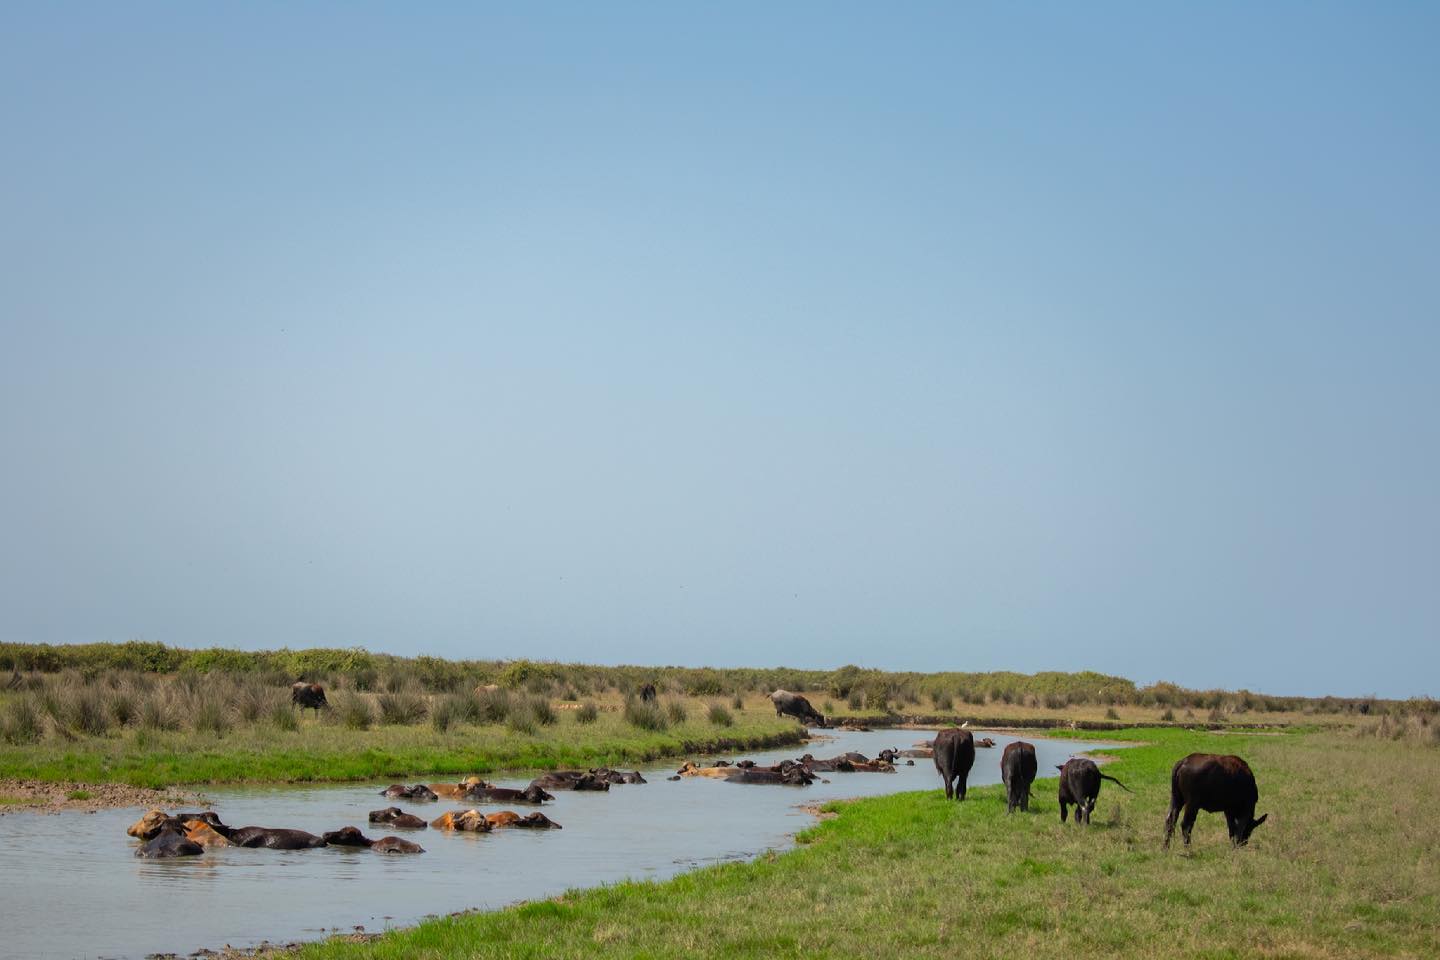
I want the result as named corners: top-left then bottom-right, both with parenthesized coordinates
top-left (769, 689), bottom-right (826, 727)
top-left (1057, 758), bottom-right (1131, 825)
top-left (322, 827), bottom-right (426, 853)
top-left (461, 784), bottom-right (554, 805)
top-left (183, 819), bottom-right (235, 847)
top-left (485, 810), bottom-right (563, 829)
top-left (1000, 741), bottom-right (1038, 813)
top-left (529, 771), bottom-right (609, 792)
top-left (126, 809), bottom-right (224, 841)
top-left (1163, 753), bottom-right (1267, 849)
top-left (432, 810), bottom-right (493, 832)
top-left (975, 737), bottom-right (997, 748)
top-left (430, 776), bottom-right (490, 799)
top-left (590, 767), bottom-right (647, 784)
top-left (724, 762), bottom-right (815, 786)
top-left (674, 761), bottom-right (737, 779)
top-left (136, 829), bottom-right (204, 859)
top-left (369, 807), bottom-right (429, 829)
top-left (290, 681), bottom-right (327, 712)
top-left (228, 826), bottom-right (328, 849)
top-left (933, 727), bottom-right (976, 801)
top-left (381, 784), bottom-right (439, 801)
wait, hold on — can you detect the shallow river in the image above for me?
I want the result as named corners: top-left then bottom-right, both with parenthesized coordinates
top-left (0, 728), bottom-right (1117, 959)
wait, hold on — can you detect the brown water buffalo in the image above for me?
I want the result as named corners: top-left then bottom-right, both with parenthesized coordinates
top-left (290, 682), bottom-right (327, 712)
top-left (461, 784), bottom-right (554, 805)
top-left (529, 771), bottom-right (609, 792)
top-left (933, 727), bottom-right (976, 801)
top-left (431, 809), bottom-right (493, 832)
top-left (228, 826), bottom-right (328, 849)
top-left (674, 761), bottom-right (737, 779)
top-left (183, 820), bottom-right (235, 847)
top-left (373, 836), bottom-right (426, 854)
top-left (1057, 758), bottom-right (1131, 825)
top-left (431, 776), bottom-right (490, 799)
top-left (769, 690), bottom-right (825, 727)
top-left (381, 784), bottom-right (439, 801)
top-left (975, 737), bottom-right (997, 748)
top-left (136, 829), bottom-right (204, 859)
top-left (368, 807), bottom-right (429, 829)
top-left (1164, 753), bottom-right (1267, 848)
top-left (639, 683), bottom-right (658, 703)
top-left (126, 809), bottom-right (225, 840)
top-left (1000, 741), bottom-right (1037, 813)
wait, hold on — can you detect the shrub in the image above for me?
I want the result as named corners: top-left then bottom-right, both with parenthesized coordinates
top-left (138, 693), bottom-right (179, 731)
top-left (66, 688), bottom-right (111, 736)
top-left (2, 697), bottom-right (42, 744)
top-left (932, 692), bottom-right (954, 711)
top-left (505, 705), bottom-right (538, 735)
top-left (477, 688), bottom-right (512, 724)
top-left (235, 683), bottom-right (274, 723)
top-left (665, 699), bottom-right (688, 725)
top-left (1161, 707), bottom-right (1176, 722)
top-left (731, 691), bottom-right (744, 710)
top-left (334, 694), bottom-right (373, 731)
top-left (707, 702), bottom-right (734, 727)
top-left (378, 691), bottom-right (428, 726)
top-left (575, 701), bottom-right (599, 724)
top-left (270, 701), bottom-right (300, 731)
top-left (1104, 707), bottom-right (1120, 720)
top-left (192, 696), bottom-right (231, 737)
top-left (624, 697), bottom-right (668, 732)
top-left (847, 690), bottom-right (863, 711)
top-left (430, 697), bottom-right (457, 732)
top-left (109, 689), bottom-right (138, 727)
top-left (527, 696), bottom-right (557, 726)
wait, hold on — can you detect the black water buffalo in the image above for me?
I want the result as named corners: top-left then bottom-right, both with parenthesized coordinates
top-left (461, 784), bottom-right (554, 805)
top-left (1057, 758), bottom-right (1131, 824)
top-left (381, 784), bottom-right (439, 801)
top-left (135, 829), bottom-right (204, 859)
top-left (372, 836), bottom-right (426, 854)
top-left (368, 807), bottom-right (429, 829)
top-left (725, 760), bottom-right (815, 785)
top-left (591, 768), bottom-right (647, 784)
top-left (322, 826), bottom-right (375, 847)
top-left (933, 727), bottom-right (976, 801)
top-left (1001, 741), bottom-right (1037, 813)
top-left (639, 683), bottom-right (658, 703)
top-left (1164, 753), bottom-right (1267, 848)
top-left (126, 809), bottom-right (226, 841)
top-left (228, 826), bottom-right (328, 849)
top-left (769, 689), bottom-right (825, 727)
top-left (290, 682), bottom-right (327, 712)
top-left (529, 771), bottom-right (609, 792)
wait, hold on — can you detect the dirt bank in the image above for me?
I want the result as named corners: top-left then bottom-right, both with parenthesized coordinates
top-left (0, 778), bottom-right (203, 814)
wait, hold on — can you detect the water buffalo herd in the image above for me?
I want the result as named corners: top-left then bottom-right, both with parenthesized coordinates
top-left (928, 727), bottom-right (1267, 848)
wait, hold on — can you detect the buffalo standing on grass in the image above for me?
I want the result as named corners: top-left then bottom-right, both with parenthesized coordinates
top-left (769, 690), bottom-right (826, 727)
top-left (1057, 758), bottom-right (1130, 825)
top-left (1163, 753), bottom-right (1267, 848)
top-left (1000, 741), bottom-right (1037, 813)
top-left (290, 682), bottom-right (328, 712)
top-left (933, 727), bottom-right (976, 801)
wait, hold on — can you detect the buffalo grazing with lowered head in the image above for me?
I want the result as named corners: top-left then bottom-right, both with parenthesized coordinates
top-left (769, 690), bottom-right (825, 727)
top-left (1164, 753), bottom-right (1267, 848)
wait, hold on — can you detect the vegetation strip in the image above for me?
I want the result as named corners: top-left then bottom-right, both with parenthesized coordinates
top-left (277, 727), bottom-right (1438, 959)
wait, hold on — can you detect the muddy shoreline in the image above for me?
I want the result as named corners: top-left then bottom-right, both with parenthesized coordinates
top-left (0, 778), bottom-right (204, 815)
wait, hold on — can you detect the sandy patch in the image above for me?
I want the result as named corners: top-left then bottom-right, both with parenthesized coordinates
top-left (0, 778), bottom-right (204, 815)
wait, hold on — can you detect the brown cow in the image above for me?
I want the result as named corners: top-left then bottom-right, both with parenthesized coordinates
top-left (290, 682), bottom-right (327, 711)
top-left (1164, 753), bottom-right (1267, 848)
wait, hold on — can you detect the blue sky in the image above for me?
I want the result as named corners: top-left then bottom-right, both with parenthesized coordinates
top-left (2, 3), bottom-right (1436, 696)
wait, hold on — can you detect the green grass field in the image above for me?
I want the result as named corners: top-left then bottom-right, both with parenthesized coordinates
top-left (287, 727), bottom-right (1438, 959)
top-left (0, 704), bottom-right (802, 788)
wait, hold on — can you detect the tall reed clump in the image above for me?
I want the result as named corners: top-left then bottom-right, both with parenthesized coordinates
top-left (65, 687), bottom-right (112, 736)
top-left (664, 699), bottom-right (688, 725)
top-left (575, 701), bottom-right (599, 724)
top-left (269, 700), bottom-right (300, 732)
top-left (138, 689), bottom-right (180, 731)
top-left (191, 693), bottom-right (232, 737)
top-left (707, 702), bottom-right (734, 727)
top-left (378, 690), bottom-right (429, 726)
top-left (624, 697), bottom-right (668, 732)
top-left (477, 688), bottom-right (512, 725)
top-left (1, 696), bottom-right (42, 744)
top-left (332, 693), bottom-right (373, 731)
top-left (931, 691), bottom-right (954, 711)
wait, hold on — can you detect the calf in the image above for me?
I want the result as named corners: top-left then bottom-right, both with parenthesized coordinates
top-left (1000, 741), bottom-right (1037, 813)
top-left (1057, 758), bottom-right (1130, 825)
top-left (1163, 753), bottom-right (1267, 848)
top-left (933, 727), bottom-right (976, 801)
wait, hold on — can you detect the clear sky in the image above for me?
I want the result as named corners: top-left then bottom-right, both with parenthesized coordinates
top-left (2, 3), bottom-right (1436, 697)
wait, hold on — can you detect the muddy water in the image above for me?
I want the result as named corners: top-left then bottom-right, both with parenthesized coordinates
top-left (0, 729), bottom-right (1119, 959)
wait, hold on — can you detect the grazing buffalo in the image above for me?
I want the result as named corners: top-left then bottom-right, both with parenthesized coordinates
top-left (639, 683), bottom-right (658, 703)
top-left (933, 727), bottom-right (976, 801)
top-left (1057, 758), bottom-right (1131, 825)
top-left (1164, 753), bottom-right (1267, 848)
top-left (1000, 741), bottom-right (1038, 813)
top-left (486, 810), bottom-right (563, 829)
top-left (228, 826), bottom-right (328, 849)
top-left (461, 784), bottom-right (555, 805)
top-left (769, 689), bottom-right (826, 727)
top-left (529, 771), bottom-right (609, 792)
top-left (381, 784), bottom-right (439, 801)
top-left (368, 807), bottom-right (429, 829)
top-left (136, 829), bottom-right (204, 859)
top-left (126, 809), bottom-right (225, 841)
top-left (431, 809), bottom-right (493, 832)
top-left (290, 682), bottom-right (327, 712)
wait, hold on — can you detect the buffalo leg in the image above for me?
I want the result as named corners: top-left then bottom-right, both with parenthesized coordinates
top-left (1059, 798), bottom-right (1069, 823)
top-left (1163, 801), bottom-right (1181, 848)
top-left (942, 776), bottom-right (953, 801)
top-left (1180, 803), bottom-right (1199, 847)
top-left (957, 778), bottom-right (967, 802)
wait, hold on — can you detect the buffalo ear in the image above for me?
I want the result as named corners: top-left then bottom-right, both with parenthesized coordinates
top-left (1252, 813), bottom-right (1268, 828)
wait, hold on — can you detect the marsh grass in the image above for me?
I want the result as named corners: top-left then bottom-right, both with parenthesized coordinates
top-left (624, 697), bottom-right (668, 732)
top-left (706, 702), bottom-right (733, 727)
top-left (664, 699), bottom-right (688, 725)
top-left (378, 691), bottom-right (429, 726)
top-left (575, 702), bottom-right (599, 725)
top-left (288, 728), bottom-right (1440, 960)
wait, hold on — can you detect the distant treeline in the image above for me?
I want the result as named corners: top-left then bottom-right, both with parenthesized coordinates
top-left (0, 640), bottom-right (1408, 715)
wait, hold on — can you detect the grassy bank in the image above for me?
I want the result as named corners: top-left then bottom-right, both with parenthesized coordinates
top-left (0, 692), bottom-right (802, 788)
top-left (288, 727), bottom-right (1439, 959)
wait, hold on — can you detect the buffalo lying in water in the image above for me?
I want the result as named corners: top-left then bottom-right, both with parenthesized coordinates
top-left (725, 761), bottom-right (815, 786)
top-left (796, 753), bottom-right (895, 774)
top-left (431, 809), bottom-right (492, 832)
top-left (381, 784), bottom-right (439, 801)
top-left (1057, 758), bottom-right (1131, 825)
top-left (590, 767), bottom-right (647, 784)
top-left (228, 826), bottom-right (328, 849)
top-left (432, 809), bottom-right (564, 831)
top-left (529, 771), bottom-right (609, 792)
top-left (183, 819), bottom-right (235, 847)
top-left (1164, 753), bottom-right (1267, 848)
top-left (136, 829), bottom-right (204, 859)
top-left (461, 784), bottom-right (554, 805)
top-left (322, 827), bottom-right (426, 853)
top-left (369, 807), bottom-right (429, 829)
top-left (127, 809), bottom-right (224, 841)
top-left (1001, 741), bottom-right (1037, 813)
top-left (430, 776), bottom-right (489, 799)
